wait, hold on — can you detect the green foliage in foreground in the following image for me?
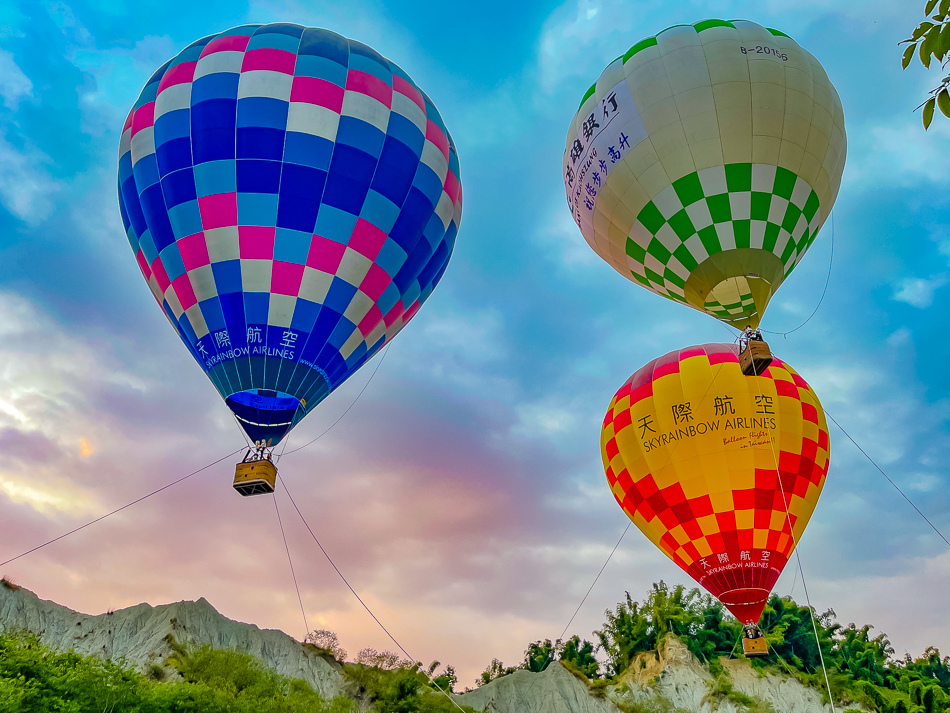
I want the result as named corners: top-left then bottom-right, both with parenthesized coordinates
top-left (0, 629), bottom-right (478, 713)
top-left (0, 630), bottom-right (350, 713)
top-left (479, 582), bottom-right (950, 713)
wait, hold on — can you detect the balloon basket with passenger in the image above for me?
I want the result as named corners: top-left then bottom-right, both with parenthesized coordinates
top-left (738, 328), bottom-right (774, 377)
top-left (742, 624), bottom-right (769, 658)
top-left (233, 444), bottom-right (278, 497)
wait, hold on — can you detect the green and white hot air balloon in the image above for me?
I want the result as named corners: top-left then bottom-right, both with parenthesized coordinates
top-left (563, 19), bottom-right (846, 330)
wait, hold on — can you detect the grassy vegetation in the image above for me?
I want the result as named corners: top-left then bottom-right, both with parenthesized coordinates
top-left (0, 629), bottom-right (471, 713)
top-left (477, 582), bottom-right (950, 713)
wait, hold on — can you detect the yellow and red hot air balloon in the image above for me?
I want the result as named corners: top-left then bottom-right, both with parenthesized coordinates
top-left (601, 344), bottom-right (829, 626)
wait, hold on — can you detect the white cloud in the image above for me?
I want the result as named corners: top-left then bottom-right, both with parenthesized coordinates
top-left (0, 131), bottom-right (58, 225)
top-left (0, 49), bottom-right (31, 110)
top-left (892, 275), bottom-right (947, 308)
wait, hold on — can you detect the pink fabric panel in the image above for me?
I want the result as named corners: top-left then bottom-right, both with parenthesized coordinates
top-left (158, 61), bottom-right (197, 94)
top-left (358, 303), bottom-right (383, 336)
top-left (345, 70), bottom-right (392, 108)
top-left (242, 48), bottom-right (297, 74)
top-left (271, 260), bottom-right (305, 295)
top-left (348, 218), bottom-right (387, 260)
top-left (131, 102), bottom-right (155, 134)
top-left (306, 235), bottom-right (346, 273)
top-left (426, 120), bottom-right (450, 161)
top-left (198, 193), bottom-right (238, 230)
top-left (173, 273), bottom-right (198, 311)
top-left (359, 262), bottom-right (391, 302)
top-left (392, 75), bottom-right (424, 112)
top-left (238, 226), bottom-right (275, 259)
top-left (178, 232), bottom-right (210, 270)
top-left (290, 76), bottom-right (344, 111)
top-left (150, 257), bottom-right (171, 294)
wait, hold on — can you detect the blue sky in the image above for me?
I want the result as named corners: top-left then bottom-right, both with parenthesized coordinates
top-left (1, 0), bottom-right (948, 686)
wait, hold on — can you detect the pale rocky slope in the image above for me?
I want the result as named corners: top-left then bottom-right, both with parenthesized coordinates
top-left (1, 582), bottom-right (853, 712)
top-left (0, 581), bottom-right (345, 700)
top-left (454, 636), bottom-right (849, 713)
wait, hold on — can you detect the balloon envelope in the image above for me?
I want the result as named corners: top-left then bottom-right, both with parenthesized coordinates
top-left (118, 24), bottom-right (462, 445)
top-left (564, 20), bottom-right (846, 329)
top-left (601, 344), bottom-right (829, 624)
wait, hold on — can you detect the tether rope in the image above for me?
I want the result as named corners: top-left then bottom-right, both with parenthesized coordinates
top-left (273, 489), bottom-right (309, 637)
top-left (277, 474), bottom-right (465, 711)
top-left (0, 448), bottom-right (243, 569)
top-left (278, 343), bottom-right (390, 459)
top-left (542, 362), bottom-right (729, 669)
top-left (751, 350), bottom-right (836, 712)
top-left (763, 211), bottom-right (835, 338)
top-left (825, 410), bottom-right (950, 548)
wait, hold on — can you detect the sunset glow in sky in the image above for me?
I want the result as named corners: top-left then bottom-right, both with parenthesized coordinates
top-left (1, 0), bottom-right (949, 687)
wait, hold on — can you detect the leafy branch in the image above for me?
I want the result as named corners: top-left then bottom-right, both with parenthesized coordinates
top-left (901, 0), bottom-right (950, 128)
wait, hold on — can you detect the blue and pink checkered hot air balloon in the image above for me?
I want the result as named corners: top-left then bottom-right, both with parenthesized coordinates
top-left (118, 24), bottom-right (462, 448)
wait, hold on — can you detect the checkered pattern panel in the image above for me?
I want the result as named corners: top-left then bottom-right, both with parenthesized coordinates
top-left (564, 19), bottom-right (846, 329)
top-left (624, 164), bottom-right (821, 322)
top-left (601, 343), bottom-right (829, 624)
top-left (118, 24), bottom-right (462, 444)
top-left (703, 276), bottom-right (757, 319)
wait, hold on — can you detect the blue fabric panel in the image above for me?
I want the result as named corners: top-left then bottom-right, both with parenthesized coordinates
top-left (359, 189), bottom-right (400, 234)
top-left (191, 75), bottom-right (240, 104)
top-left (411, 162), bottom-right (444, 206)
top-left (256, 22), bottom-right (305, 39)
top-left (178, 314), bottom-right (199, 346)
top-left (290, 298), bottom-right (321, 331)
top-left (393, 239), bottom-right (430, 292)
top-left (191, 128), bottom-right (235, 163)
top-left (418, 240), bottom-right (448, 288)
top-left (314, 204), bottom-right (358, 242)
top-left (120, 176), bottom-right (148, 238)
top-left (141, 183), bottom-right (176, 252)
top-left (237, 97), bottom-right (289, 130)
top-left (156, 136), bottom-right (193, 175)
top-left (277, 195), bottom-right (321, 232)
top-left (324, 277), bottom-right (358, 313)
top-left (385, 112), bottom-right (425, 153)
top-left (199, 297), bottom-right (227, 333)
top-left (237, 125), bottom-right (285, 160)
top-left (347, 45), bottom-right (390, 79)
top-left (387, 186), bottom-right (431, 253)
top-left (337, 116), bottom-right (385, 158)
top-left (155, 108), bottom-right (191, 143)
top-left (194, 159), bottom-right (236, 196)
top-left (273, 228), bottom-right (311, 263)
top-left (372, 136), bottom-right (417, 206)
top-left (298, 27), bottom-right (349, 65)
top-left (308, 307), bottom-right (341, 350)
top-left (162, 168), bottom-right (197, 207)
top-left (237, 159), bottom-right (281, 193)
top-left (212, 261), bottom-right (243, 294)
top-left (132, 153), bottom-right (160, 190)
top-left (293, 54), bottom-right (346, 83)
top-left (218, 25), bottom-right (260, 38)
top-left (375, 281), bottom-right (400, 315)
top-left (283, 132), bottom-right (333, 169)
top-left (166, 200), bottom-right (202, 237)
top-left (244, 292), bottom-right (270, 323)
top-left (237, 192), bottom-right (278, 225)
top-left (139, 231), bottom-right (159, 265)
top-left (373, 238), bottom-right (407, 277)
top-left (247, 26), bottom-right (303, 51)
top-left (279, 162), bottom-right (326, 199)
top-left (159, 244), bottom-right (186, 282)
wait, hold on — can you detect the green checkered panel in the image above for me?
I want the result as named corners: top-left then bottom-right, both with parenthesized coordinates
top-left (625, 163), bottom-right (821, 320)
